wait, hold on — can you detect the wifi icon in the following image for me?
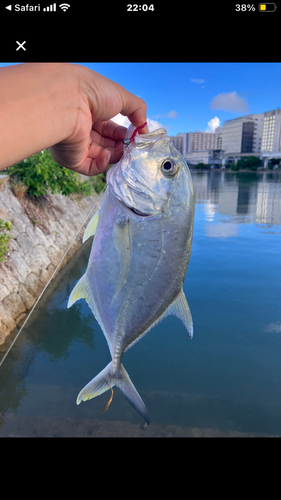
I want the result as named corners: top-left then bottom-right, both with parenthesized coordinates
top-left (59, 3), bottom-right (70, 10)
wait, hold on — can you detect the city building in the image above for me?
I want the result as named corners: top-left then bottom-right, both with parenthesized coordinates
top-left (184, 149), bottom-right (223, 166)
top-left (168, 133), bottom-right (184, 155)
top-left (169, 131), bottom-right (222, 157)
top-left (261, 108), bottom-right (281, 153)
top-left (183, 150), bottom-right (213, 165)
top-left (169, 108), bottom-right (281, 168)
top-left (185, 131), bottom-right (221, 154)
top-left (221, 114), bottom-right (263, 154)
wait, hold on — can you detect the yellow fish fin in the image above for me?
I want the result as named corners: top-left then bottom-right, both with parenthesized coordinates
top-left (83, 209), bottom-right (100, 243)
top-left (67, 273), bottom-right (90, 308)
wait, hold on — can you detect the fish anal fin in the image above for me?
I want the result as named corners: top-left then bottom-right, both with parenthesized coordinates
top-left (83, 209), bottom-right (100, 243)
top-left (124, 289), bottom-right (193, 355)
top-left (168, 289), bottom-right (193, 338)
top-left (67, 273), bottom-right (90, 308)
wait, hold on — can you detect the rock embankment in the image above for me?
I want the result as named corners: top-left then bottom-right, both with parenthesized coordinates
top-left (0, 181), bottom-right (101, 345)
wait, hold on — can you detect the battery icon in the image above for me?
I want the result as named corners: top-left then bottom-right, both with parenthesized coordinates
top-left (259, 3), bottom-right (277, 10)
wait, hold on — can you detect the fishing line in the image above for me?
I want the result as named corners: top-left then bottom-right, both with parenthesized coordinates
top-left (0, 184), bottom-right (106, 369)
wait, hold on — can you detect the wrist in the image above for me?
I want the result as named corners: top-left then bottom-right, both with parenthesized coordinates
top-left (41, 63), bottom-right (81, 143)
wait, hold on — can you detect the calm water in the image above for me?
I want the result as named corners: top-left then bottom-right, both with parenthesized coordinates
top-left (1, 170), bottom-right (281, 437)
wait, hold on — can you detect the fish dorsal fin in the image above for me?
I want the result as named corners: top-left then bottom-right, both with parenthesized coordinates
top-left (83, 209), bottom-right (100, 243)
top-left (67, 273), bottom-right (90, 308)
top-left (168, 289), bottom-right (193, 338)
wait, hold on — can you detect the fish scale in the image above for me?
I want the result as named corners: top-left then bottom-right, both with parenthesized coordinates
top-left (67, 126), bottom-right (195, 424)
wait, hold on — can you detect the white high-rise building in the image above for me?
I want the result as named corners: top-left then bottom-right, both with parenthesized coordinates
top-left (168, 133), bottom-right (184, 154)
top-left (184, 131), bottom-right (221, 155)
top-left (169, 132), bottom-right (221, 157)
top-left (221, 114), bottom-right (263, 154)
top-left (261, 108), bottom-right (281, 153)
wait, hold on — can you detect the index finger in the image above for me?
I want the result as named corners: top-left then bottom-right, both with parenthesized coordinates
top-left (92, 120), bottom-right (127, 141)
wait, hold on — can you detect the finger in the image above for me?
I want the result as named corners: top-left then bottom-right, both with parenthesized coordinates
top-left (92, 120), bottom-right (127, 142)
top-left (119, 92), bottom-right (148, 134)
top-left (109, 141), bottom-right (125, 164)
top-left (90, 130), bottom-right (116, 150)
top-left (89, 149), bottom-right (112, 175)
top-left (128, 111), bottom-right (149, 135)
top-left (75, 149), bottom-right (112, 176)
top-left (91, 141), bottom-right (124, 166)
top-left (86, 133), bottom-right (122, 164)
top-left (90, 127), bottom-right (125, 151)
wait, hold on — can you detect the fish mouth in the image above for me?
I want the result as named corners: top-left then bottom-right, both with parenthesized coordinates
top-left (130, 207), bottom-right (150, 217)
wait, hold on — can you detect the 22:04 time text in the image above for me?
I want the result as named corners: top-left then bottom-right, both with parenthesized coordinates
top-left (127, 4), bottom-right (155, 11)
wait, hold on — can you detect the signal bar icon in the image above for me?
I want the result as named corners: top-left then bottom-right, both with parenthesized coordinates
top-left (43, 3), bottom-right (56, 11)
top-left (59, 3), bottom-right (70, 10)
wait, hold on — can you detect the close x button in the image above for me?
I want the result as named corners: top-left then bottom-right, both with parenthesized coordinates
top-left (16, 41), bottom-right (26, 51)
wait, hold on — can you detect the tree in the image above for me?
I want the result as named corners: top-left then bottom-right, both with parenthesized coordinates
top-left (8, 149), bottom-right (92, 198)
top-left (235, 156), bottom-right (262, 171)
top-left (268, 158), bottom-right (280, 170)
top-left (194, 162), bottom-right (210, 170)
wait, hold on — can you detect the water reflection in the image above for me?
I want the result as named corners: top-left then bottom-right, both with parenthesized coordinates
top-left (192, 171), bottom-right (281, 226)
top-left (0, 239), bottom-right (96, 417)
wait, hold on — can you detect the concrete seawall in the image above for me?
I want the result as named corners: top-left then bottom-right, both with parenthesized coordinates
top-left (0, 181), bottom-right (101, 346)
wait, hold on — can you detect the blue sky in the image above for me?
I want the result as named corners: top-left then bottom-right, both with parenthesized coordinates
top-left (77, 62), bottom-right (281, 135)
top-left (1, 62), bottom-right (281, 135)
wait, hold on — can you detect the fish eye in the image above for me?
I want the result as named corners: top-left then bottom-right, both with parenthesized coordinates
top-left (161, 158), bottom-right (178, 176)
top-left (163, 160), bottom-right (172, 171)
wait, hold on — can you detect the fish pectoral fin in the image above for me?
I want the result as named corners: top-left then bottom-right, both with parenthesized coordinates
top-left (83, 209), bottom-right (100, 243)
top-left (67, 273), bottom-right (102, 330)
top-left (67, 273), bottom-right (90, 308)
top-left (168, 289), bottom-right (193, 339)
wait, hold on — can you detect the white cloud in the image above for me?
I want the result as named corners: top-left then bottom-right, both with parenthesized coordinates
top-left (190, 78), bottom-right (205, 84)
top-left (166, 110), bottom-right (178, 118)
top-left (147, 118), bottom-right (164, 131)
top-left (264, 322), bottom-right (281, 334)
top-left (112, 114), bottom-right (163, 132)
top-left (155, 110), bottom-right (178, 119)
top-left (205, 116), bottom-right (221, 133)
top-left (210, 91), bottom-right (249, 113)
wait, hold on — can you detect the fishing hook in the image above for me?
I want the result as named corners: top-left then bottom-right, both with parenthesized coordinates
top-left (123, 122), bottom-right (147, 146)
top-left (101, 381), bottom-right (114, 414)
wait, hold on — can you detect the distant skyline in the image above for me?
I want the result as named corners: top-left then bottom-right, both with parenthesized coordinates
top-left (1, 62), bottom-right (280, 135)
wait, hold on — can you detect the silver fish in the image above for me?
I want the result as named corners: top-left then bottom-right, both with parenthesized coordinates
top-left (67, 127), bottom-right (195, 425)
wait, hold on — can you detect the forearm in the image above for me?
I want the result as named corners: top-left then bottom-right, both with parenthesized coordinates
top-left (0, 63), bottom-right (78, 170)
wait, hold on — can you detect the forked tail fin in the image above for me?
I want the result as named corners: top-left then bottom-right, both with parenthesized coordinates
top-left (76, 361), bottom-right (150, 425)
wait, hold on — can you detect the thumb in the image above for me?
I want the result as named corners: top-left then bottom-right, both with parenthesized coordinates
top-left (120, 92), bottom-right (148, 134)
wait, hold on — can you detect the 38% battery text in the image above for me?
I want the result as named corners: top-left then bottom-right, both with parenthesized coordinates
top-left (235, 4), bottom-right (256, 10)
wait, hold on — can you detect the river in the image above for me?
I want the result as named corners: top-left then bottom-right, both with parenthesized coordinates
top-left (1, 170), bottom-right (281, 437)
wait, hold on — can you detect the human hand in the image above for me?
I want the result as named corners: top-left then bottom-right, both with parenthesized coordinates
top-left (50, 65), bottom-right (148, 176)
